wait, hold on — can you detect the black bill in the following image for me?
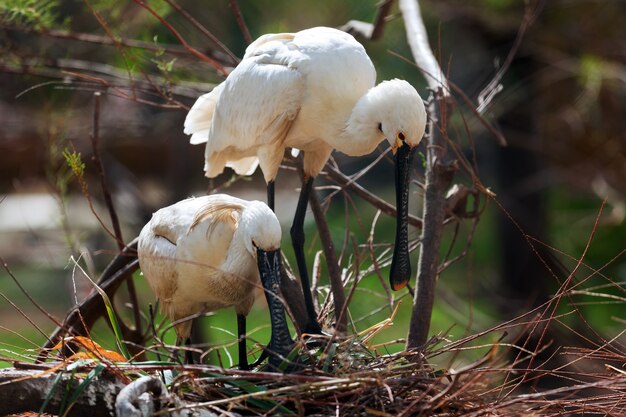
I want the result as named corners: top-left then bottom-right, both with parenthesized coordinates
top-left (389, 142), bottom-right (416, 290)
top-left (256, 248), bottom-right (293, 365)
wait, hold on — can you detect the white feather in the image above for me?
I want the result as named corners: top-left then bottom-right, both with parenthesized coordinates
top-left (184, 26), bottom-right (426, 182)
top-left (137, 194), bottom-right (281, 340)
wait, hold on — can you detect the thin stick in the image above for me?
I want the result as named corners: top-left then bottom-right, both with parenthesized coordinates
top-left (165, 0), bottom-right (239, 65)
top-left (90, 92), bottom-right (123, 251)
top-left (400, 0), bottom-right (457, 351)
top-left (398, 0), bottom-right (449, 94)
top-left (371, 0), bottom-right (395, 40)
top-left (477, 1), bottom-right (542, 113)
top-left (132, 0), bottom-right (228, 77)
top-left (308, 178), bottom-right (348, 335)
top-left (228, 0), bottom-right (252, 44)
top-left (1, 23), bottom-right (190, 57)
top-left (323, 164), bottom-right (423, 229)
top-left (1, 257), bottom-right (62, 331)
top-left (0, 261), bottom-right (55, 343)
top-left (89, 93), bottom-right (142, 338)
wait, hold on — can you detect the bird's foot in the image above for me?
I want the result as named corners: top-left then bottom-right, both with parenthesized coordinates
top-left (302, 320), bottom-right (323, 336)
top-left (251, 341), bottom-right (299, 372)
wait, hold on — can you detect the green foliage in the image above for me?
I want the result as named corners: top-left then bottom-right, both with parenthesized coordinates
top-left (578, 54), bottom-right (604, 90)
top-left (151, 36), bottom-right (178, 76)
top-left (62, 148), bottom-right (85, 181)
top-left (81, 268), bottom-right (132, 360)
top-left (0, 0), bottom-right (61, 29)
top-left (62, 363), bottom-right (105, 417)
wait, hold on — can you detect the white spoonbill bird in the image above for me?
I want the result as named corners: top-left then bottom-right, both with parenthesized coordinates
top-left (184, 26), bottom-right (427, 332)
top-left (138, 194), bottom-right (293, 369)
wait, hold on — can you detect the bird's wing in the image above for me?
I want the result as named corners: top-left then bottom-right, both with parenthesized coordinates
top-left (204, 34), bottom-right (305, 178)
top-left (138, 198), bottom-right (206, 309)
top-left (184, 83), bottom-right (225, 145)
top-left (177, 199), bottom-right (241, 271)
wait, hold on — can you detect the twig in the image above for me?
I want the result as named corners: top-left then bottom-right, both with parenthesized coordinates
top-left (388, 49), bottom-right (508, 146)
top-left (0, 257), bottom-right (62, 333)
top-left (0, 262), bottom-right (54, 344)
top-left (308, 174), bottom-right (347, 335)
top-left (228, 0), bottom-right (252, 44)
top-left (83, 0), bottom-right (137, 99)
top-left (323, 163), bottom-right (423, 229)
top-left (90, 93), bottom-right (124, 251)
top-left (132, 0), bottom-right (229, 77)
top-left (40, 240), bottom-right (139, 359)
top-left (1, 23), bottom-right (191, 58)
top-left (311, 251), bottom-right (323, 311)
top-left (398, 0), bottom-right (449, 94)
top-left (406, 92), bottom-right (457, 351)
top-left (341, 0), bottom-right (395, 40)
top-left (89, 92), bottom-right (142, 341)
top-left (477, 0), bottom-right (543, 113)
top-left (371, 0), bottom-right (395, 40)
top-left (400, 0), bottom-right (457, 350)
top-left (366, 210), bottom-right (394, 309)
top-left (515, 200), bottom-right (607, 389)
top-left (165, 0), bottom-right (239, 65)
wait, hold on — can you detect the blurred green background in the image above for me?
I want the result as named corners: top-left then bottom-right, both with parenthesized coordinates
top-left (0, 0), bottom-right (624, 369)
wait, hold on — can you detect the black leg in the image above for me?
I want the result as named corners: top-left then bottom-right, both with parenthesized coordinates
top-left (184, 337), bottom-right (194, 364)
top-left (267, 180), bottom-right (275, 211)
top-left (290, 176), bottom-right (323, 334)
top-left (237, 314), bottom-right (249, 370)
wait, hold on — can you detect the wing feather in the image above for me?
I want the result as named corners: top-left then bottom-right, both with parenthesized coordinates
top-left (184, 83), bottom-right (225, 145)
top-left (202, 36), bottom-right (304, 179)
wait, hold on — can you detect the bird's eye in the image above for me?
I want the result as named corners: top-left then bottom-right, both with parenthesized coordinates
top-left (377, 123), bottom-right (383, 132)
top-left (398, 132), bottom-right (406, 141)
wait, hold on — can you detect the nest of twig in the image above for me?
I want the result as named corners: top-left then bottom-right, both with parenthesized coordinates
top-left (124, 333), bottom-right (625, 417)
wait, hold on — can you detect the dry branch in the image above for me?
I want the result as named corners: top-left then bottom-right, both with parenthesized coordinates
top-left (323, 163), bottom-right (423, 229)
top-left (40, 240), bottom-right (140, 358)
top-left (399, 0), bottom-right (458, 350)
top-left (308, 182), bottom-right (347, 334)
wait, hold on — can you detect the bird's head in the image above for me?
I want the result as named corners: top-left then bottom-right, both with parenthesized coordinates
top-left (242, 201), bottom-right (282, 257)
top-left (372, 79), bottom-right (427, 153)
top-left (365, 79), bottom-right (427, 291)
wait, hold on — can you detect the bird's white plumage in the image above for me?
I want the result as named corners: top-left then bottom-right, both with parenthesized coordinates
top-left (137, 194), bottom-right (281, 340)
top-left (184, 26), bottom-right (426, 183)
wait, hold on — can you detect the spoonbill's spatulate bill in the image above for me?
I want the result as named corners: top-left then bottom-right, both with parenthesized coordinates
top-left (184, 27), bottom-right (427, 327)
top-left (137, 194), bottom-right (292, 369)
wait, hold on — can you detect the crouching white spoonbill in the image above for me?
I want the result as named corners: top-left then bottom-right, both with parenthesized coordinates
top-left (184, 26), bottom-right (427, 333)
top-left (138, 194), bottom-right (293, 369)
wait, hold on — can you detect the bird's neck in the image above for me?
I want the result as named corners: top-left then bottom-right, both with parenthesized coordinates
top-left (337, 90), bottom-right (386, 156)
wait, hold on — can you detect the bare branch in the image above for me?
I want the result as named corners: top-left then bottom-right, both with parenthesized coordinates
top-left (165, 0), bottom-right (240, 65)
top-left (341, 0), bottom-right (395, 40)
top-left (132, 0), bottom-right (229, 77)
top-left (398, 0), bottom-right (449, 94)
top-left (39, 240), bottom-right (139, 358)
top-left (309, 183), bottom-right (347, 335)
top-left (228, 0), bottom-right (252, 45)
top-left (399, 0), bottom-right (458, 350)
top-left (323, 163), bottom-right (423, 229)
top-left (90, 93), bottom-right (124, 251)
top-left (477, 1), bottom-right (543, 113)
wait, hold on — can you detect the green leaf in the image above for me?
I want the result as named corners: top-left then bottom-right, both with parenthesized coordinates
top-left (81, 272), bottom-right (132, 360)
top-left (39, 369), bottom-right (65, 415)
top-left (61, 364), bottom-right (106, 417)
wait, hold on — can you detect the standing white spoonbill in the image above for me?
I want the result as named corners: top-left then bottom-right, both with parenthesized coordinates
top-left (138, 194), bottom-right (293, 369)
top-left (184, 27), bottom-right (427, 333)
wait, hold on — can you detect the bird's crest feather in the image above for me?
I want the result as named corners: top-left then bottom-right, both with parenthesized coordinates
top-left (189, 202), bottom-right (242, 237)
